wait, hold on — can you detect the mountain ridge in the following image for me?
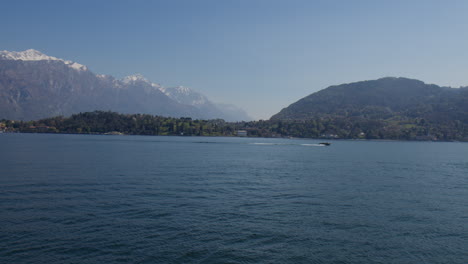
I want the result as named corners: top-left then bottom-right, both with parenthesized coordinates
top-left (0, 49), bottom-right (250, 121)
top-left (271, 77), bottom-right (468, 124)
top-left (0, 49), bottom-right (87, 71)
top-left (3, 76), bottom-right (468, 141)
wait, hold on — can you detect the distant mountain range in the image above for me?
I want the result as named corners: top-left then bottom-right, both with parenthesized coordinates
top-left (3, 75), bottom-right (468, 140)
top-left (2, 49), bottom-right (467, 140)
top-left (271, 77), bottom-right (468, 124)
top-left (0, 49), bottom-right (251, 121)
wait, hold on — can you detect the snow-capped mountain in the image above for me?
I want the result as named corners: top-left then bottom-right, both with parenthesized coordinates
top-left (122, 73), bottom-right (150, 84)
top-left (160, 86), bottom-right (208, 106)
top-left (119, 74), bottom-right (251, 121)
top-left (159, 85), bottom-right (252, 121)
top-left (0, 49), bottom-right (87, 71)
top-left (0, 49), bottom-right (250, 121)
top-left (121, 73), bottom-right (162, 89)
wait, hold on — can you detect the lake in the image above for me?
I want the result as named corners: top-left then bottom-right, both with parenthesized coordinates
top-left (1, 134), bottom-right (467, 263)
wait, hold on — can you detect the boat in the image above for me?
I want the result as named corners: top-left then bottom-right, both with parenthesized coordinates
top-left (319, 142), bottom-right (331, 146)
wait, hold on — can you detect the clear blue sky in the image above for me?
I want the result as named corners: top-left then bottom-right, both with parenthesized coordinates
top-left (2, 0), bottom-right (468, 119)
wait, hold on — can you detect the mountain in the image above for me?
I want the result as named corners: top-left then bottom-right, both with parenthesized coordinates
top-left (4, 76), bottom-right (468, 140)
top-left (0, 49), bottom-right (88, 71)
top-left (271, 77), bottom-right (468, 124)
top-left (214, 103), bottom-right (252, 123)
top-left (160, 86), bottom-right (251, 121)
top-left (0, 49), bottom-right (250, 121)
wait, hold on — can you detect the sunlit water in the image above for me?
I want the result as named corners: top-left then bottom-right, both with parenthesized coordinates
top-left (1, 134), bottom-right (467, 263)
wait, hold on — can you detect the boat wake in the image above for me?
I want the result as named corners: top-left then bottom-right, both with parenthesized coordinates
top-left (249, 143), bottom-right (326, 147)
top-left (250, 143), bottom-right (286, 145)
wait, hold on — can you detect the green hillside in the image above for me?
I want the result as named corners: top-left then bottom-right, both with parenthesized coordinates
top-left (271, 77), bottom-right (468, 123)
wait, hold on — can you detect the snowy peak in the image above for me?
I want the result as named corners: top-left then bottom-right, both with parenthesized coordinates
top-left (63, 60), bottom-right (87, 71)
top-left (160, 86), bottom-right (192, 96)
top-left (0, 49), bottom-right (55, 61)
top-left (0, 49), bottom-right (251, 121)
top-left (160, 86), bottom-right (207, 106)
top-left (121, 74), bottom-right (161, 88)
top-left (0, 49), bottom-right (87, 71)
top-left (121, 73), bottom-right (149, 84)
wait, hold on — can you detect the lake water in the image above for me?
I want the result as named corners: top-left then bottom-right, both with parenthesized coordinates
top-left (1, 134), bottom-right (467, 263)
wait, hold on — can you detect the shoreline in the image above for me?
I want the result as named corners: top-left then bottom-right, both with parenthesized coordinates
top-left (2, 131), bottom-right (466, 143)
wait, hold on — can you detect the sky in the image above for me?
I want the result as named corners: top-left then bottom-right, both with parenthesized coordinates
top-left (2, 0), bottom-right (468, 119)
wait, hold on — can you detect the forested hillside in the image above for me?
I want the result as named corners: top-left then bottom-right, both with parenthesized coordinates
top-left (2, 110), bottom-right (468, 141)
top-left (271, 77), bottom-right (468, 123)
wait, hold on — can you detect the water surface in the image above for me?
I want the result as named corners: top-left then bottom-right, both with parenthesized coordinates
top-left (1, 134), bottom-right (467, 263)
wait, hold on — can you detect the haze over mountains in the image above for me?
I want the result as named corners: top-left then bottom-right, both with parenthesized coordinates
top-left (2, 49), bottom-right (468, 131)
top-left (0, 49), bottom-right (251, 121)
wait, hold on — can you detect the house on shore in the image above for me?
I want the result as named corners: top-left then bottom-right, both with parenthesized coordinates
top-left (236, 130), bottom-right (247, 137)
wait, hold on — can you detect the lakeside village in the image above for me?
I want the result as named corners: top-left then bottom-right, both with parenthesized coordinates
top-left (0, 120), bottom-right (343, 139)
top-left (0, 111), bottom-right (450, 141)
